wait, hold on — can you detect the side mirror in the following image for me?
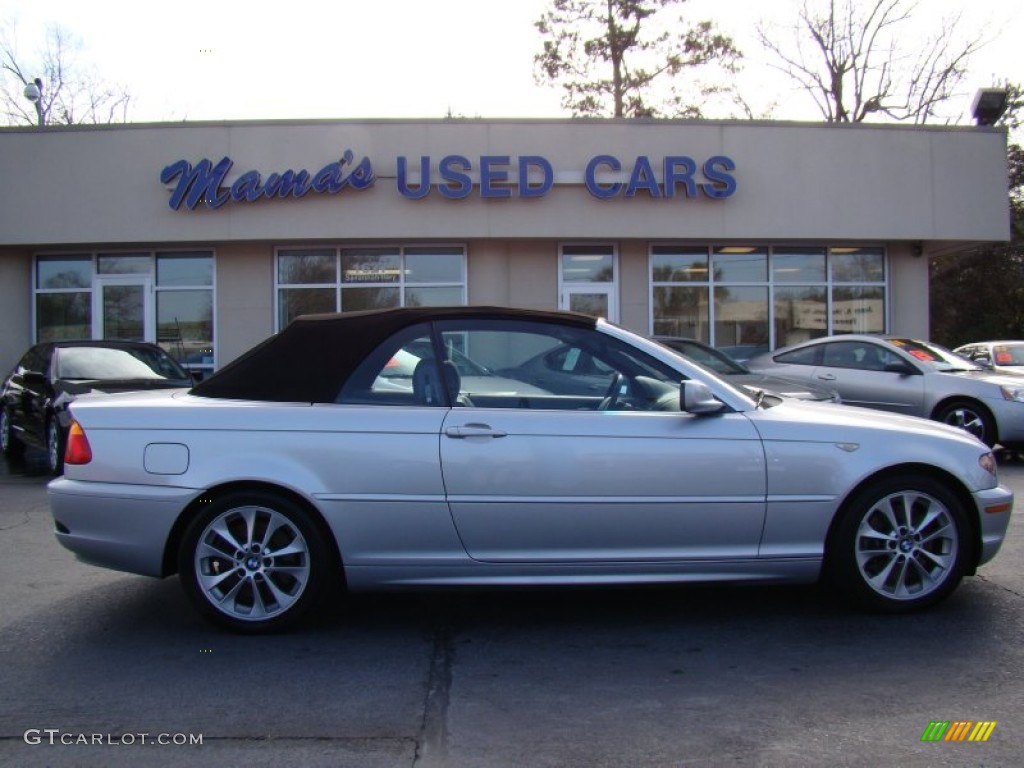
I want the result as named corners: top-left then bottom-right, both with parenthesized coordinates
top-left (883, 361), bottom-right (918, 376)
top-left (975, 355), bottom-right (994, 369)
top-left (22, 371), bottom-right (46, 388)
top-left (680, 380), bottom-right (725, 414)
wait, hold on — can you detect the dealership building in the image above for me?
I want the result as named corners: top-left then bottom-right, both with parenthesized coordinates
top-left (0, 117), bottom-right (1010, 375)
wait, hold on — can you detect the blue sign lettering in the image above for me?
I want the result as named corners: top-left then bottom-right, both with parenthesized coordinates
top-left (160, 150), bottom-right (375, 210)
top-left (585, 155), bottom-right (623, 199)
top-left (164, 152), bottom-right (735, 209)
top-left (701, 156), bottom-right (737, 199)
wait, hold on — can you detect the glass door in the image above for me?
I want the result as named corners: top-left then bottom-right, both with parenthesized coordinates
top-left (93, 276), bottom-right (153, 341)
top-left (562, 286), bottom-right (616, 321)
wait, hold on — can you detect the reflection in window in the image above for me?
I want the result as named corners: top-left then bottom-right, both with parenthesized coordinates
top-left (714, 286), bottom-right (768, 348)
top-left (36, 256), bottom-right (92, 289)
top-left (36, 293), bottom-right (91, 341)
top-left (157, 252), bottom-right (215, 286)
top-left (774, 286), bottom-right (828, 346)
top-left (772, 247), bottom-right (825, 282)
top-left (832, 248), bottom-right (885, 282)
top-left (832, 286), bottom-right (885, 334)
top-left (278, 288), bottom-right (336, 328)
top-left (98, 253), bottom-right (152, 275)
top-left (713, 247), bottom-right (768, 282)
top-left (278, 249), bottom-right (336, 284)
top-left (652, 286), bottom-right (710, 341)
top-left (651, 246), bottom-right (708, 282)
top-left (561, 245), bottom-right (615, 283)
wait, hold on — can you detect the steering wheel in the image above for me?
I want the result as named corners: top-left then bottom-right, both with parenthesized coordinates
top-left (599, 373), bottom-right (628, 411)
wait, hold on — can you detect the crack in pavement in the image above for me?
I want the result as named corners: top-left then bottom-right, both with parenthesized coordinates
top-left (413, 622), bottom-right (455, 768)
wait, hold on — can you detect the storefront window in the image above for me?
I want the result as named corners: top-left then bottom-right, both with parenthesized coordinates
top-left (33, 251), bottom-right (216, 372)
top-left (713, 247), bottom-right (768, 282)
top-left (342, 249), bottom-right (401, 284)
top-left (832, 248), bottom-right (885, 282)
top-left (832, 286), bottom-right (885, 334)
top-left (278, 288), bottom-right (336, 327)
top-left (651, 244), bottom-right (887, 350)
top-left (157, 252), bottom-right (214, 286)
top-left (772, 247), bottom-right (826, 282)
top-left (651, 247), bottom-right (708, 282)
top-left (36, 293), bottom-right (91, 341)
top-left (774, 286), bottom-right (828, 346)
top-left (561, 245), bottom-right (615, 283)
top-left (278, 249), bottom-right (337, 284)
top-left (714, 286), bottom-right (768, 349)
top-left (275, 245), bottom-right (467, 330)
top-left (652, 286), bottom-right (710, 341)
top-left (37, 255), bottom-right (92, 289)
top-left (98, 253), bottom-right (152, 275)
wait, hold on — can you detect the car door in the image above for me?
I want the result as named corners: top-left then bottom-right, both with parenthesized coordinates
top-left (433, 320), bottom-right (768, 563)
top-left (812, 340), bottom-right (925, 416)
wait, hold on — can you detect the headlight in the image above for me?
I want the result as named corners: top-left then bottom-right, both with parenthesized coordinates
top-left (979, 451), bottom-right (998, 477)
top-left (1000, 385), bottom-right (1024, 403)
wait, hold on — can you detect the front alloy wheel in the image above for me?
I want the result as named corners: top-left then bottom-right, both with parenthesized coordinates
top-left (179, 491), bottom-right (332, 632)
top-left (830, 475), bottom-right (972, 612)
top-left (934, 400), bottom-right (995, 446)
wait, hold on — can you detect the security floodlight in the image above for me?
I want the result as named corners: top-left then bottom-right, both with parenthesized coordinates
top-left (23, 80), bottom-right (41, 103)
top-left (971, 88), bottom-right (1009, 126)
top-left (22, 77), bottom-right (44, 126)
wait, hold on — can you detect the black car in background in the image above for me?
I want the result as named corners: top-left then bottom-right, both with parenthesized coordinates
top-left (1, 340), bottom-right (193, 474)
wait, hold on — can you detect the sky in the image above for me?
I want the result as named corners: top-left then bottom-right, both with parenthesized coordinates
top-left (3, 0), bottom-right (1022, 126)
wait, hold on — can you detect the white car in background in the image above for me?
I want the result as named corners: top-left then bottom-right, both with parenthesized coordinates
top-left (953, 341), bottom-right (1024, 376)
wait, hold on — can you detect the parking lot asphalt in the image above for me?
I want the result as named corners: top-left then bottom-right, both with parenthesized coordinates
top-left (1, 447), bottom-right (1023, 767)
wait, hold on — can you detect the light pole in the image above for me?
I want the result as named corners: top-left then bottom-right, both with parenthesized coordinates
top-left (23, 77), bottom-right (44, 126)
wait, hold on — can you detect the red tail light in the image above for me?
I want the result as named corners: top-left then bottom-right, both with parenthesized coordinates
top-left (64, 421), bottom-right (93, 465)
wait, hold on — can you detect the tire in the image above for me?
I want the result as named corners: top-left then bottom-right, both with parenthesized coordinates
top-left (828, 474), bottom-right (973, 613)
top-left (1, 407), bottom-right (26, 459)
top-left (933, 400), bottom-right (996, 447)
top-left (178, 490), bottom-right (332, 633)
top-left (46, 417), bottom-right (65, 475)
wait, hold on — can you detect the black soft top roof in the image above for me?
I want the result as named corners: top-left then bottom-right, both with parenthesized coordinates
top-left (190, 306), bottom-right (597, 403)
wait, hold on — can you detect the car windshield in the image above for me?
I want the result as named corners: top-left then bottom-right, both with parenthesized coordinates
top-left (56, 346), bottom-right (189, 381)
top-left (885, 339), bottom-right (982, 373)
top-left (991, 344), bottom-right (1024, 365)
top-left (657, 339), bottom-right (749, 376)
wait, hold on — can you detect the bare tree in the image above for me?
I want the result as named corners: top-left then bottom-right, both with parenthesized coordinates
top-left (0, 22), bottom-right (131, 126)
top-left (757, 0), bottom-right (986, 123)
top-left (534, 0), bottom-right (741, 119)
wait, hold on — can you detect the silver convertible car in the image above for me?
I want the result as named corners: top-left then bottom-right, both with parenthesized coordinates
top-left (48, 308), bottom-right (1012, 632)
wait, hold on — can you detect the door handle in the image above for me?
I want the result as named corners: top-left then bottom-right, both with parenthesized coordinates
top-left (444, 423), bottom-right (508, 439)
top-left (816, 373), bottom-right (837, 381)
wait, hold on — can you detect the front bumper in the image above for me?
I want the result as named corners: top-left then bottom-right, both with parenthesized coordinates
top-left (48, 478), bottom-right (201, 577)
top-left (972, 484), bottom-right (1014, 566)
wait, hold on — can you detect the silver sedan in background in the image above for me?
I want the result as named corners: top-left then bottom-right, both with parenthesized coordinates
top-left (747, 334), bottom-right (1024, 448)
top-left (48, 309), bottom-right (1012, 632)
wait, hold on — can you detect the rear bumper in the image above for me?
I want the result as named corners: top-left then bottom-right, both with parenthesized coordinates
top-left (972, 485), bottom-right (1014, 566)
top-left (48, 478), bottom-right (201, 577)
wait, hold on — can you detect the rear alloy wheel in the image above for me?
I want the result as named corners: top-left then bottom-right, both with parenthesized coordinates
top-left (934, 400), bottom-right (995, 446)
top-left (179, 491), bottom-right (331, 633)
top-left (1, 408), bottom-right (26, 459)
top-left (830, 474), bottom-right (972, 612)
top-left (46, 418), bottom-right (65, 475)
